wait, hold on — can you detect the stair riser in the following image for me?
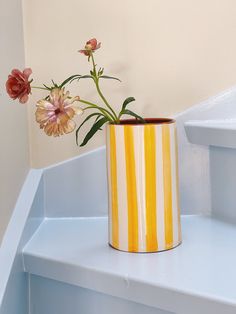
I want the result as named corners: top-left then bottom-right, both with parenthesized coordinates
top-left (30, 275), bottom-right (172, 314)
top-left (210, 146), bottom-right (236, 223)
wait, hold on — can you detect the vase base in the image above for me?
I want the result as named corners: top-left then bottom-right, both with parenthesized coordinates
top-left (108, 241), bottom-right (182, 253)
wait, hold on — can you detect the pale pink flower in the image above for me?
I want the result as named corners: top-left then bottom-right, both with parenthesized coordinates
top-left (35, 88), bottom-right (82, 137)
top-left (79, 38), bottom-right (101, 56)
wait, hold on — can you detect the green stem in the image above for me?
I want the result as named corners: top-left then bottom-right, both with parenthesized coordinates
top-left (90, 53), bottom-right (119, 122)
top-left (79, 99), bottom-right (113, 121)
top-left (31, 86), bottom-right (50, 91)
top-left (95, 80), bottom-right (118, 121)
top-left (90, 53), bottom-right (96, 75)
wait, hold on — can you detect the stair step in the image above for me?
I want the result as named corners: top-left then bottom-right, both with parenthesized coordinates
top-left (185, 119), bottom-right (236, 148)
top-left (23, 215), bottom-right (236, 314)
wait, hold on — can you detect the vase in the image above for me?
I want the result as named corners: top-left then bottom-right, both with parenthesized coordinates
top-left (106, 118), bottom-right (182, 253)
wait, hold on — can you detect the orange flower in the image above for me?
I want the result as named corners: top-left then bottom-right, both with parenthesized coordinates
top-left (35, 88), bottom-right (82, 137)
top-left (79, 38), bottom-right (101, 56)
top-left (6, 68), bottom-right (32, 103)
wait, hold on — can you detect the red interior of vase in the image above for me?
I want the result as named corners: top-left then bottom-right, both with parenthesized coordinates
top-left (117, 118), bottom-right (175, 125)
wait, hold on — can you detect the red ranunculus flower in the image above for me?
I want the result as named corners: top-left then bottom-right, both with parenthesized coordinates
top-left (6, 68), bottom-right (32, 104)
top-left (79, 38), bottom-right (101, 56)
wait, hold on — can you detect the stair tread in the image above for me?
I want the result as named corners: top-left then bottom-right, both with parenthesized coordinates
top-left (23, 215), bottom-right (236, 313)
top-left (185, 119), bottom-right (236, 148)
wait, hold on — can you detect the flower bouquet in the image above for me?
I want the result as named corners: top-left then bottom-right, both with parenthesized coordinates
top-left (5, 38), bottom-right (181, 253)
top-left (6, 38), bottom-right (144, 145)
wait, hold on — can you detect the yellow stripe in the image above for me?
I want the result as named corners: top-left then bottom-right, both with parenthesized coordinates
top-left (124, 126), bottom-right (139, 252)
top-left (174, 126), bottom-right (182, 243)
top-left (162, 124), bottom-right (173, 249)
top-left (144, 125), bottom-right (158, 251)
top-left (110, 125), bottom-right (119, 248)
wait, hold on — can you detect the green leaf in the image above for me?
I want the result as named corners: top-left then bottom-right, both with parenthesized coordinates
top-left (121, 97), bottom-right (135, 111)
top-left (70, 75), bottom-right (94, 83)
top-left (120, 109), bottom-right (145, 123)
top-left (99, 75), bottom-right (121, 82)
top-left (43, 84), bottom-right (51, 90)
top-left (60, 75), bottom-right (82, 88)
top-left (94, 114), bottom-right (102, 123)
top-left (80, 117), bottom-right (108, 147)
top-left (98, 68), bottom-right (104, 76)
top-left (60, 74), bottom-right (95, 87)
top-left (51, 80), bottom-right (58, 87)
top-left (76, 113), bottom-right (103, 145)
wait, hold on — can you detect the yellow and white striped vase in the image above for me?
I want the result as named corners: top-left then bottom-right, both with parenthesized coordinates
top-left (106, 118), bottom-right (182, 253)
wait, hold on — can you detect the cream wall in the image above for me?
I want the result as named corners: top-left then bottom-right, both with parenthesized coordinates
top-left (0, 0), bottom-right (29, 241)
top-left (23, 0), bottom-right (236, 168)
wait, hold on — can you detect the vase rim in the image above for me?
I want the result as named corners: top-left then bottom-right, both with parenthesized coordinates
top-left (110, 118), bottom-right (175, 125)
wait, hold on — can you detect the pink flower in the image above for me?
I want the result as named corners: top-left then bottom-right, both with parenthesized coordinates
top-left (35, 88), bottom-right (83, 137)
top-left (6, 68), bottom-right (32, 104)
top-left (79, 38), bottom-right (101, 56)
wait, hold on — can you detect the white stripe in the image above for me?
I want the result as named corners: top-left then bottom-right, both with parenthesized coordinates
top-left (115, 126), bottom-right (128, 251)
top-left (170, 123), bottom-right (179, 246)
top-left (106, 126), bottom-right (113, 244)
top-left (155, 125), bottom-right (165, 251)
top-left (133, 126), bottom-right (146, 251)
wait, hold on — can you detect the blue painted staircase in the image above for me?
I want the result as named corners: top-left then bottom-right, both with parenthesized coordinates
top-left (2, 95), bottom-right (236, 313)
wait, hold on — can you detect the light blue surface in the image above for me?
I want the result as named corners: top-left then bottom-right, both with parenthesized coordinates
top-left (184, 119), bottom-right (236, 223)
top-left (175, 87), bottom-right (236, 215)
top-left (23, 215), bottom-right (236, 314)
top-left (2, 133), bottom-right (236, 313)
top-left (0, 170), bottom-right (44, 314)
top-left (210, 146), bottom-right (236, 223)
top-left (30, 275), bottom-right (171, 314)
top-left (43, 147), bottom-right (108, 217)
top-left (185, 119), bottom-right (236, 148)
